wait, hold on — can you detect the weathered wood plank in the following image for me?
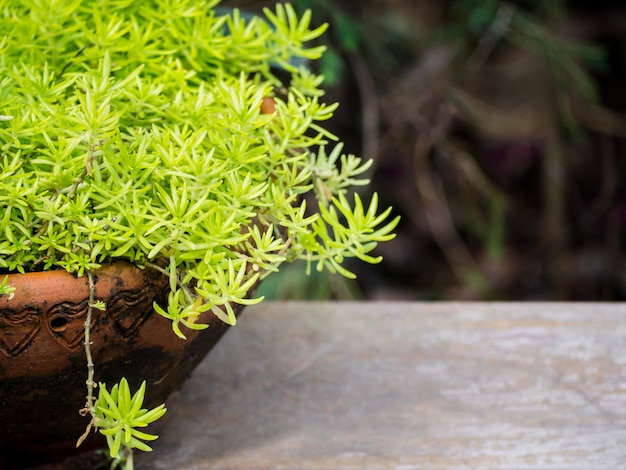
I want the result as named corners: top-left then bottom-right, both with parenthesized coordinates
top-left (136, 302), bottom-right (626, 469)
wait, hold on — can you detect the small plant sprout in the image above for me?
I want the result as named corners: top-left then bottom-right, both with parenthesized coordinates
top-left (94, 379), bottom-right (167, 465)
top-left (0, 276), bottom-right (15, 299)
top-left (153, 289), bottom-right (212, 340)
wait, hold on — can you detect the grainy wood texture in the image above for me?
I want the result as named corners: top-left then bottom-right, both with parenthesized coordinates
top-left (135, 302), bottom-right (626, 470)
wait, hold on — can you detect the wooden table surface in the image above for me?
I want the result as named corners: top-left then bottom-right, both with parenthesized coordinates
top-left (135, 302), bottom-right (626, 470)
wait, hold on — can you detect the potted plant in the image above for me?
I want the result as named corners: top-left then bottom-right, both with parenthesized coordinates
top-left (0, 1), bottom-right (398, 468)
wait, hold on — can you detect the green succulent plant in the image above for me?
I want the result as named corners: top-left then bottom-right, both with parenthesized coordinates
top-left (0, 0), bottom-right (398, 465)
top-left (95, 379), bottom-right (166, 459)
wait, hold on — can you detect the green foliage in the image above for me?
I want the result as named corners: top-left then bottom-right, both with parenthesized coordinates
top-left (309, 143), bottom-right (373, 206)
top-left (0, 0), bottom-right (397, 334)
top-left (292, 0), bottom-right (418, 87)
top-left (506, 8), bottom-right (606, 102)
top-left (95, 379), bottom-right (166, 459)
top-left (0, 276), bottom-right (15, 299)
top-left (292, 0), bottom-right (363, 86)
top-left (439, 0), bottom-right (606, 103)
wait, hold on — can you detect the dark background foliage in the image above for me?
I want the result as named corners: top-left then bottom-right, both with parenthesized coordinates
top-left (225, 0), bottom-right (626, 301)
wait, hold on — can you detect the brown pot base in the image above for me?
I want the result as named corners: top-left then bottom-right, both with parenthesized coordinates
top-left (0, 262), bottom-right (235, 468)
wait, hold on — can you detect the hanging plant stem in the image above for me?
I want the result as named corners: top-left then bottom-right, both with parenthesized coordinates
top-left (76, 269), bottom-right (100, 447)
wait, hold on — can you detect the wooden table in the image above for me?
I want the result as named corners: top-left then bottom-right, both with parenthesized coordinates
top-left (135, 302), bottom-right (626, 469)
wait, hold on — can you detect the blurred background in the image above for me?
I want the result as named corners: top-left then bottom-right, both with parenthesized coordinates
top-left (224, 0), bottom-right (626, 301)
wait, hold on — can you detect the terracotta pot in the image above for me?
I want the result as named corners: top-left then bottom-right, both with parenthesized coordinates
top-left (0, 262), bottom-right (236, 468)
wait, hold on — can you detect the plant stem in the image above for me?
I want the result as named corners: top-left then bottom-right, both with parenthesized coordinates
top-left (68, 141), bottom-right (100, 200)
top-left (126, 447), bottom-right (134, 470)
top-left (76, 269), bottom-right (98, 448)
top-left (85, 269), bottom-right (96, 413)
